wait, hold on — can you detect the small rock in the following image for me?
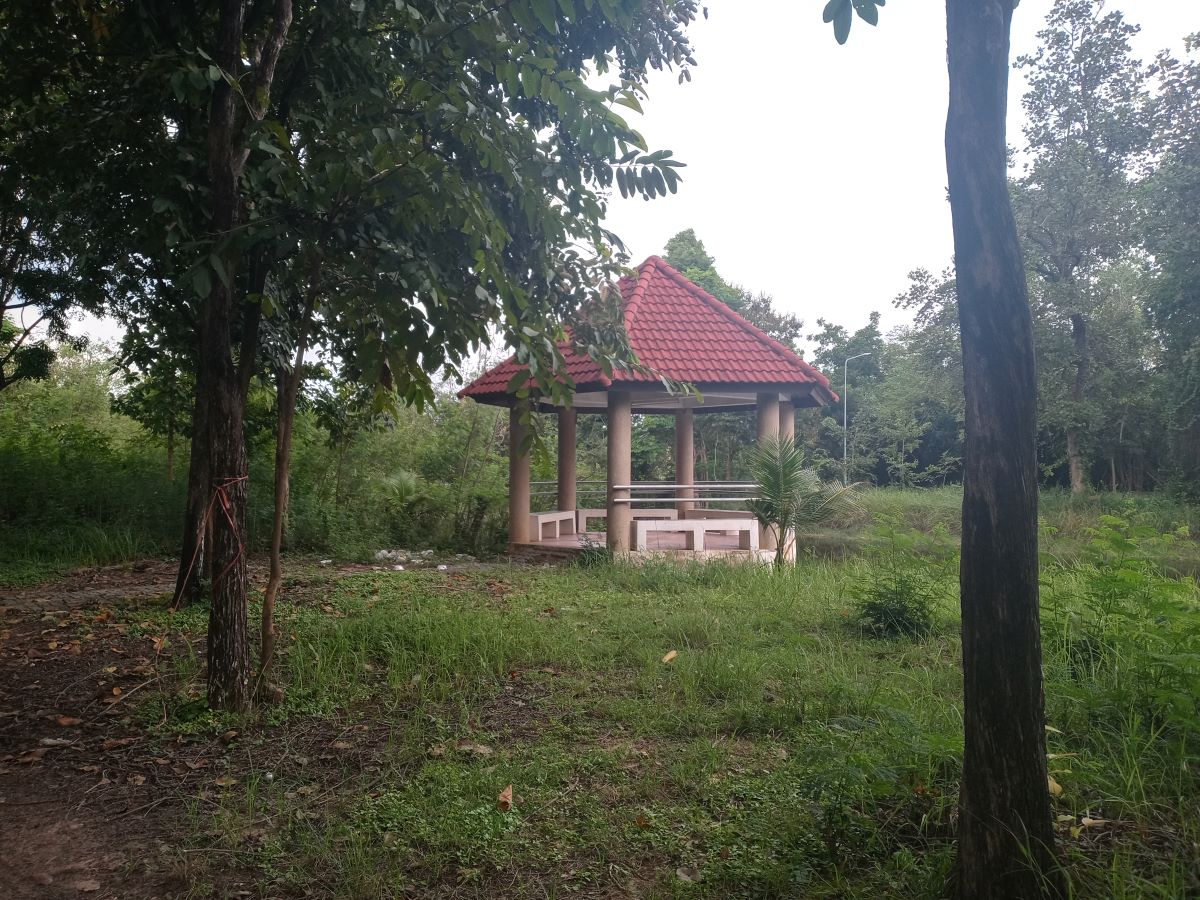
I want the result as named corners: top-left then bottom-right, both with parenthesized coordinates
top-left (318, 559), bottom-right (333, 567)
top-left (392, 565), bottom-right (405, 571)
top-left (436, 564), bottom-right (449, 572)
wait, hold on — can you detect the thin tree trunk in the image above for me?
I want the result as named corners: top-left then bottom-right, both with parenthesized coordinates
top-left (172, 390), bottom-right (209, 609)
top-left (259, 289), bottom-right (317, 693)
top-left (202, 0), bottom-right (293, 712)
top-left (945, 2), bottom-right (1064, 898)
top-left (1066, 312), bottom-right (1089, 493)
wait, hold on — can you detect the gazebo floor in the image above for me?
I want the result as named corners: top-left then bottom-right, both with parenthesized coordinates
top-left (513, 530), bottom-right (769, 563)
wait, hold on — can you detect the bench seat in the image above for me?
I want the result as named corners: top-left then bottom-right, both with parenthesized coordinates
top-left (576, 507), bottom-right (678, 533)
top-left (529, 510), bottom-right (577, 542)
top-left (631, 517), bottom-right (759, 552)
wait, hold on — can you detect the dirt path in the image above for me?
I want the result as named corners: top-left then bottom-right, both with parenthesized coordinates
top-left (0, 560), bottom-right (229, 899)
top-left (0, 554), bottom-right (520, 898)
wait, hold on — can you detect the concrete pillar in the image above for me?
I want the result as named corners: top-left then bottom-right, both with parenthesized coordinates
top-left (756, 392), bottom-right (781, 552)
top-left (779, 400), bottom-right (796, 444)
top-left (557, 407), bottom-right (577, 512)
top-left (606, 391), bottom-right (633, 553)
top-left (508, 401), bottom-right (531, 546)
top-left (675, 407), bottom-right (695, 514)
top-left (756, 392), bottom-right (781, 442)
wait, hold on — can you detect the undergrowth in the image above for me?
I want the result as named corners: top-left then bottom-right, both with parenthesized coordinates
top-left (158, 531), bottom-right (1199, 898)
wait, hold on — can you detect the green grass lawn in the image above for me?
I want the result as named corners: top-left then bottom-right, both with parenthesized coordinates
top-left (166, 523), bottom-right (1198, 898)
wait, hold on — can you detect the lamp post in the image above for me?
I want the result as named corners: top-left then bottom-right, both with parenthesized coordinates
top-left (843, 352), bottom-right (871, 485)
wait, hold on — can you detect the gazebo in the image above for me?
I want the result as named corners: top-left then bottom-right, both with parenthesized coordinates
top-left (458, 256), bottom-right (837, 559)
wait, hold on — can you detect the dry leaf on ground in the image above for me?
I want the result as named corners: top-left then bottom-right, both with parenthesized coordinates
top-left (497, 784), bottom-right (513, 812)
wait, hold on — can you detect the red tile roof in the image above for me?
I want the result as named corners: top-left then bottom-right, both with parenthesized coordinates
top-left (458, 256), bottom-right (836, 405)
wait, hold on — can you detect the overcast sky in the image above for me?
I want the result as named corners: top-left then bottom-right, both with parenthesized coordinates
top-left (601, 0), bottom-right (1191, 341)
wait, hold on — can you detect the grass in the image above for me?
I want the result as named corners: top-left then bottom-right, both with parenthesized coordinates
top-left (0, 523), bottom-right (171, 587)
top-left (158, 527), bottom-right (1198, 899)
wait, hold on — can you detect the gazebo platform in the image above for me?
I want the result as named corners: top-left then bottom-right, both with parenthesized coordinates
top-left (513, 530), bottom-right (770, 563)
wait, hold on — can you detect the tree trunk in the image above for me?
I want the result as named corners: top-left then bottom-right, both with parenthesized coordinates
top-left (259, 291), bottom-right (316, 692)
top-left (200, 0), bottom-right (293, 712)
top-left (945, 2), bottom-right (1064, 898)
top-left (203, 0), bottom-right (252, 713)
top-left (1066, 312), bottom-right (1089, 493)
top-left (172, 390), bottom-right (209, 609)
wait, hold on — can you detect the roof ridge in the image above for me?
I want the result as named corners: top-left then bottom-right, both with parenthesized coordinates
top-left (644, 256), bottom-right (831, 389)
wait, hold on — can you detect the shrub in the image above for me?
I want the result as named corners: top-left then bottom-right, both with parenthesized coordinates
top-left (854, 566), bottom-right (937, 638)
top-left (852, 520), bottom-right (950, 638)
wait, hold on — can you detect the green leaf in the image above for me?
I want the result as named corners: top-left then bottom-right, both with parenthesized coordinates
top-left (531, 0), bottom-right (558, 32)
top-left (192, 266), bottom-right (211, 299)
top-left (614, 93), bottom-right (643, 114)
top-left (209, 254), bottom-right (230, 288)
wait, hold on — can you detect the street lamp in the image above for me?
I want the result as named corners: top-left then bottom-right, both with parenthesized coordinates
top-left (843, 352), bottom-right (871, 485)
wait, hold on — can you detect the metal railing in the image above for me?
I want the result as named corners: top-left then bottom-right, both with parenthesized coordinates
top-left (530, 480), bottom-right (759, 505)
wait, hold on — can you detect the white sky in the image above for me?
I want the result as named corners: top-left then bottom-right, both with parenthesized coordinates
top-left (73, 1), bottom-right (1189, 350)
top-left (601, 0), bottom-right (1191, 340)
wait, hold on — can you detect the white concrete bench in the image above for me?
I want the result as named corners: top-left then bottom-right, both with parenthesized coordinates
top-left (576, 507), bottom-right (677, 533)
top-left (681, 508), bottom-right (755, 536)
top-left (631, 518), bottom-right (759, 552)
top-left (529, 510), bottom-right (577, 542)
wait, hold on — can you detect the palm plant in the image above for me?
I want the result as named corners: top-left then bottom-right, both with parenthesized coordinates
top-left (746, 435), bottom-right (864, 567)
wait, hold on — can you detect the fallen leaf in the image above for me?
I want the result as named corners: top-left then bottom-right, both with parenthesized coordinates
top-left (497, 784), bottom-right (513, 812)
top-left (634, 813), bottom-right (651, 829)
top-left (39, 737), bottom-right (72, 747)
top-left (332, 740), bottom-right (352, 750)
top-left (1045, 724), bottom-right (1063, 735)
top-left (214, 775), bottom-right (238, 787)
top-left (75, 879), bottom-right (101, 892)
top-left (56, 716), bottom-right (83, 726)
top-left (1080, 817), bottom-right (1109, 828)
top-left (150, 635), bottom-right (168, 652)
top-left (661, 650), bottom-right (678, 664)
top-left (676, 866), bottom-right (701, 883)
top-left (101, 737), bottom-right (137, 750)
top-left (18, 748), bottom-right (48, 764)
top-left (1047, 775), bottom-right (1063, 798)
top-left (129, 774), bottom-right (146, 785)
top-left (220, 730), bottom-right (239, 745)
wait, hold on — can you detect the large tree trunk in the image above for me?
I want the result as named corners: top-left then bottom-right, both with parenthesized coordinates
top-left (259, 291), bottom-right (316, 692)
top-left (945, 2), bottom-right (1064, 898)
top-left (172, 389), bottom-right (209, 609)
top-left (1066, 312), bottom-right (1089, 493)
